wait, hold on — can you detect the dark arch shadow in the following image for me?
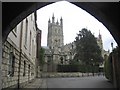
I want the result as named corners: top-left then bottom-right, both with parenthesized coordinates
top-left (2, 2), bottom-right (120, 47)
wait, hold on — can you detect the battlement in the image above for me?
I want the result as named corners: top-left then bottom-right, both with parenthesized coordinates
top-left (48, 14), bottom-right (63, 27)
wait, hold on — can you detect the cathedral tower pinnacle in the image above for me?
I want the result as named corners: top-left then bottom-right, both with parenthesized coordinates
top-left (56, 19), bottom-right (59, 25)
top-left (48, 18), bottom-right (51, 23)
top-left (99, 30), bottom-right (102, 39)
top-left (52, 13), bottom-right (55, 23)
top-left (47, 14), bottom-right (64, 49)
top-left (60, 17), bottom-right (63, 27)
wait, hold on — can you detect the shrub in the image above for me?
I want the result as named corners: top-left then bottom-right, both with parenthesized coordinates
top-left (104, 53), bottom-right (113, 82)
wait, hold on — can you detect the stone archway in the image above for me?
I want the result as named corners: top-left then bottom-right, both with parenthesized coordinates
top-left (2, 2), bottom-right (120, 89)
top-left (2, 2), bottom-right (120, 46)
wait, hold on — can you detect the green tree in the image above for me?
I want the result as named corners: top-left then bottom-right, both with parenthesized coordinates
top-left (74, 28), bottom-right (103, 72)
top-left (39, 47), bottom-right (45, 69)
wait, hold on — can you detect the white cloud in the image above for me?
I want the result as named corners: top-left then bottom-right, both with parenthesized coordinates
top-left (37, 1), bottom-right (117, 51)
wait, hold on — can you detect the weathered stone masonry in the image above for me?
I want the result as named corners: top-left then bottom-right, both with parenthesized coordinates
top-left (2, 39), bottom-right (36, 88)
top-left (2, 12), bottom-right (38, 88)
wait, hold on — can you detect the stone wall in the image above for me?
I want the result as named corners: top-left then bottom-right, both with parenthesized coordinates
top-left (2, 40), bottom-right (36, 88)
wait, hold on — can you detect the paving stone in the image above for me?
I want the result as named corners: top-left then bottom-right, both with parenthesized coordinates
top-left (23, 78), bottom-right (47, 88)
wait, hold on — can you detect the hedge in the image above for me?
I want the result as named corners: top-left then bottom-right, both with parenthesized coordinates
top-left (57, 64), bottom-right (99, 73)
top-left (104, 53), bottom-right (113, 82)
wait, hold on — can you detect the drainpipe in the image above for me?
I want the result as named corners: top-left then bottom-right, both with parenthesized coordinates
top-left (18, 21), bottom-right (23, 88)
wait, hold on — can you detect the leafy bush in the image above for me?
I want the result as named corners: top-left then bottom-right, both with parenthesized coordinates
top-left (78, 64), bottom-right (99, 73)
top-left (104, 53), bottom-right (113, 82)
top-left (57, 64), bottom-right (79, 72)
top-left (39, 47), bottom-right (45, 65)
top-left (57, 64), bottom-right (99, 73)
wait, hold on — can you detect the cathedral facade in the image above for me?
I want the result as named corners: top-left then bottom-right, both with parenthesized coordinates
top-left (43, 14), bottom-right (108, 72)
top-left (43, 14), bottom-right (77, 72)
top-left (45, 14), bottom-right (65, 72)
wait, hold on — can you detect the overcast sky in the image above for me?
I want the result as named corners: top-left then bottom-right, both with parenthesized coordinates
top-left (37, 1), bottom-right (117, 52)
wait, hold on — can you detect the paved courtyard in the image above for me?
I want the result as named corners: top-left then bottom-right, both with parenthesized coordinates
top-left (24, 75), bottom-right (114, 88)
top-left (47, 76), bottom-right (114, 88)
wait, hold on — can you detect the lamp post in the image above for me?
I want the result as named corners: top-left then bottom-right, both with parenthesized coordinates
top-left (51, 47), bottom-right (54, 72)
top-left (111, 42), bottom-right (113, 51)
top-left (91, 59), bottom-right (94, 76)
top-left (111, 42), bottom-right (117, 88)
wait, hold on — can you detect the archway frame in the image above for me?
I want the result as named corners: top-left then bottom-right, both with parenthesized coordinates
top-left (2, 2), bottom-right (120, 47)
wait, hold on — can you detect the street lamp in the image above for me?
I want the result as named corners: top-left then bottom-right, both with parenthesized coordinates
top-left (50, 48), bottom-right (54, 72)
top-left (111, 42), bottom-right (117, 87)
top-left (91, 59), bottom-right (94, 76)
top-left (111, 42), bottom-right (113, 51)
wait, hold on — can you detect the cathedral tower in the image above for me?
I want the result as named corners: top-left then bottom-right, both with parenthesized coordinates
top-left (47, 14), bottom-right (64, 49)
top-left (97, 30), bottom-right (104, 57)
top-left (47, 14), bottom-right (64, 72)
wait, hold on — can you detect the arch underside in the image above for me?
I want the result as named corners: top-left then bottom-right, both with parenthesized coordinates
top-left (2, 2), bottom-right (120, 46)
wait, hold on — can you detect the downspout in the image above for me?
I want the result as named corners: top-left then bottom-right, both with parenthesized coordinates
top-left (18, 21), bottom-right (23, 88)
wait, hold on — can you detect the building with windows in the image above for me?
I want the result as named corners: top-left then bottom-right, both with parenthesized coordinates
top-left (2, 12), bottom-right (40, 88)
